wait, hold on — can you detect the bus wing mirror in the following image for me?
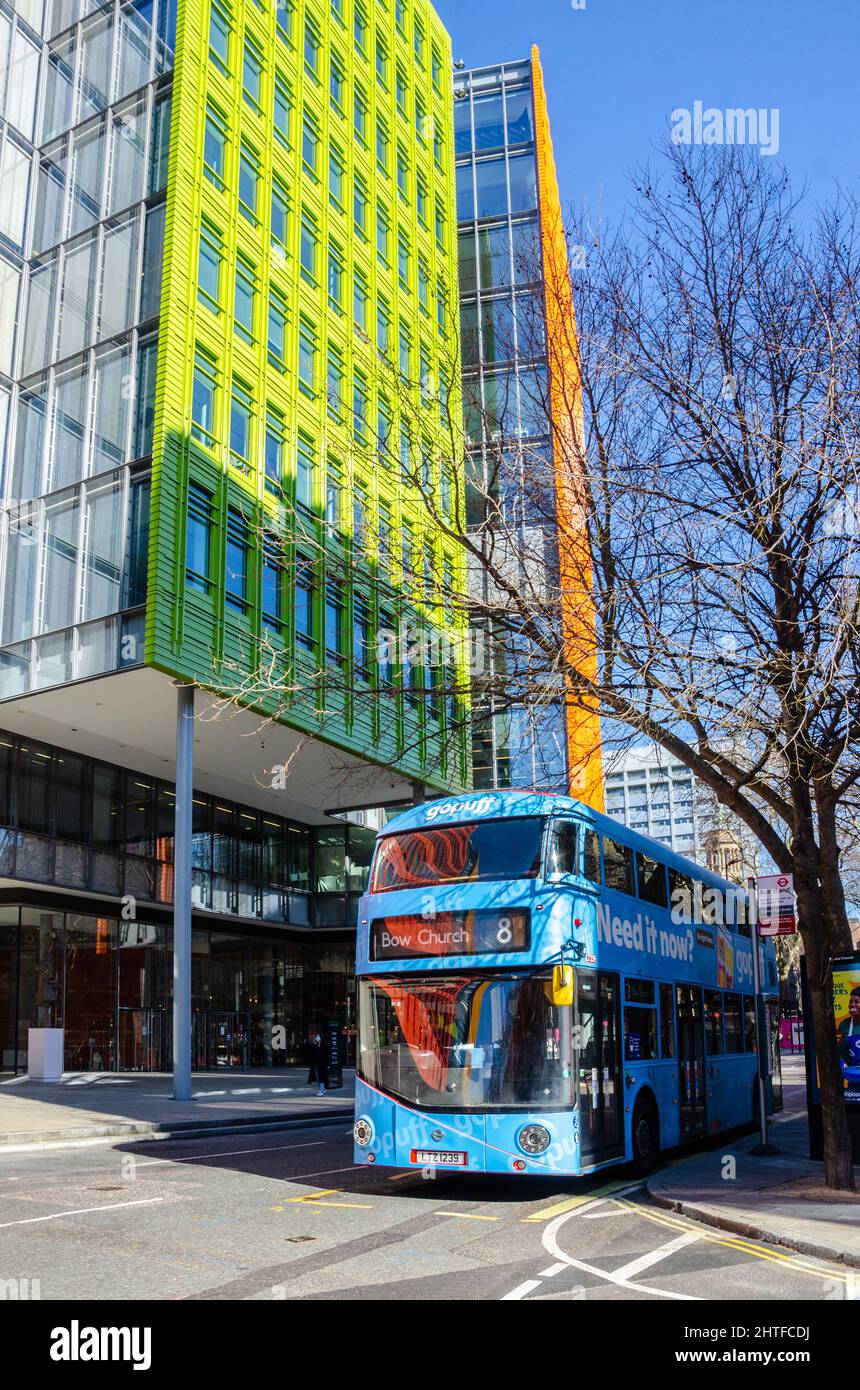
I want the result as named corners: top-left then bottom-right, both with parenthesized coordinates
top-left (550, 965), bottom-right (574, 1008)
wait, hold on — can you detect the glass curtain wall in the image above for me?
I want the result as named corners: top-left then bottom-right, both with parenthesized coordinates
top-left (0, 905), bottom-right (356, 1073)
top-left (0, 0), bottom-right (174, 698)
top-left (455, 59), bottom-right (568, 794)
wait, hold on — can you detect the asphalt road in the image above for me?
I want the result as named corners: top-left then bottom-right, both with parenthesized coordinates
top-left (0, 1121), bottom-right (851, 1302)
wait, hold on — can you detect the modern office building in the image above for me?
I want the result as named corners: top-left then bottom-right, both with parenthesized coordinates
top-left (603, 743), bottom-right (759, 882)
top-left (0, 0), bottom-right (466, 1072)
top-left (454, 49), bottom-right (602, 807)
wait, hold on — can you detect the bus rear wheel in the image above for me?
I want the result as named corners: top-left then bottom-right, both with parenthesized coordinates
top-left (631, 1096), bottom-right (659, 1176)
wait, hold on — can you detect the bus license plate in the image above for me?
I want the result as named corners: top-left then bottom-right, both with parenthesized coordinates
top-left (411, 1149), bottom-right (467, 1167)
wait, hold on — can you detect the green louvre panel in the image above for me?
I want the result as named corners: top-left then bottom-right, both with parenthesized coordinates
top-left (146, 0), bottom-right (470, 792)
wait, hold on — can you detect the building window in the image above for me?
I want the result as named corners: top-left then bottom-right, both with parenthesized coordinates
top-left (329, 144), bottom-right (345, 208)
top-left (376, 207), bottom-right (389, 266)
top-left (376, 36), bottom-right (388, 87)
top-left (300, 213), bottom-right (318, 283)
top-left (354, 175), bottom-right (368, 238)
top-left (262, 535), bottom-right (284, 635)
top-left (298, 319), bottom-right (317, 395)
top-left (243, 37), bottom-right (263, 110)
top-left (325, 460), bottom-right (343, 530)
top-left (273, 74), bottom-right (292, 147)
top-left (295, 558), bottom-right (316, 650)
top-left (203, 106), bottom-right (227, 186)
top-left (267, 289), bottom-right (287, 368)
top-left (353, 373), bottom-right (368, 445)
top-left (354, 598), bottom-right (370, 680)
top-left (229, 382), bottom-right (253, 470)
top-left (296, 434), bottom-right (315, 511)
top-left (225, 507), bottom-right (250, 612)
top-left (198, 221), bottom-right (222, 309)
top-left (264, 409), bottom-right (284, 494)
top-left (396, 146), bottom-right (409, 202)
top-left (191, 350), bottom-right (217, 448)
top-left (330, 52), bottom-right (345, 109)
top-left (302, 113), bottom-right (319, 176)
top-left (327, 346), bottom-right (344, 421)
top-left (238, 145), bottom-right (259, 222)
top-left (234, 257), bottom-right (256, 343)
top-left (376, 117), bottom-right (389, 173)
top-left (186, 483), bottom-right (213, 592)
top-left (209, 0), bottom-right (231, 74)
top-left (271, 181), bottom-right (289, 255)
top-left (304, 17), bottom-right (321, 77)
top-left (325, 582), bottom-right (344, 665)
top-left (353, 268), bottom-right (368, 333)
top-left (328, 241), bottom-right (344, 310)
top-left (397, 231), bottom-right (410, 291)
top-left (353, 2), bottom-right (367, 54)
top-left (354, 87), bottom-right (368, 145)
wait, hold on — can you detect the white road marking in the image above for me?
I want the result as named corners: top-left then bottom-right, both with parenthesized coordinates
top-left (538, 1202), bottom-right (701, 1301)
top-left (0, 1197), bottom-right (165, 1229)
top-left (135, 1140), bottom-right (326, 1168)
top-left (610, 1229), bottom-right (701, 1282)
top-left (502, 1279), bottom-right (543, 1301)
top-left (539, 1262), bottom-right (567, 1277)
top-left (582, 1208), bottom-right (633, 1219)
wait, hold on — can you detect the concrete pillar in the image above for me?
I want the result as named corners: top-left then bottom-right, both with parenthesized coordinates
top-left (173, 683), bottom-right (194, 1101)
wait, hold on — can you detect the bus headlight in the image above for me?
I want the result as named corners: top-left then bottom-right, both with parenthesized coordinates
top-left (517, 1124), bottom-right (551, 1155)
top-left (353, 1117), bottom-right (374, 1147)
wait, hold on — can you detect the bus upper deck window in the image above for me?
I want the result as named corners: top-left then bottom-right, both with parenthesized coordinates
top-left (583, 830), bottom-right (601, 884)
top-left (636, 851), bottom-right (668, 909)
top-left (547, 820), bottom-right (577, 876)
top-left (603, 836), bottom-right (636, 896)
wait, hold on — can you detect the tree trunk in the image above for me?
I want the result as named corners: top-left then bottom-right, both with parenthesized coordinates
top-left (795, 873), bottom-right (856, 1192)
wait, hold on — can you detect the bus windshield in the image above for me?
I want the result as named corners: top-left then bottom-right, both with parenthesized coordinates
top-left (358, 973), bottom-right (574, 1110)
top-left (370, 817), bottom-right (545, 893)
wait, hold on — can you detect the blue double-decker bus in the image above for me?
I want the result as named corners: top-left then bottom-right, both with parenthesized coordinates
top-left (352, 791), bottom-right (781, 1177)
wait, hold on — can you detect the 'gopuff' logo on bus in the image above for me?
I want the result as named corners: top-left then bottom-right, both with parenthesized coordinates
top-left (425, 797), bottom-right (494, 823)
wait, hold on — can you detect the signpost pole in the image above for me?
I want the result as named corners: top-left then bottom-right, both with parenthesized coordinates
top-left (748, 877), bottom-right (780, 1157)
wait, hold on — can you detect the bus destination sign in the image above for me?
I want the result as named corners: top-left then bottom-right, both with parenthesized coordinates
top-left (370, 909), bottom-right (530, 960)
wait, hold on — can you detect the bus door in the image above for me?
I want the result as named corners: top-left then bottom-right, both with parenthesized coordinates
top-left (576, 971), bottom-right (623, 1164)
top-left (676, 985), bottom-right (706, 1141)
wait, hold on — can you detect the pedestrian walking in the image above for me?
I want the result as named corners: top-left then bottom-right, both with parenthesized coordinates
top-left (307, 1031), bottom-right (328, 1098)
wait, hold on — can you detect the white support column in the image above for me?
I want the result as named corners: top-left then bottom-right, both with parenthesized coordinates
top-left (173, 682), bottom-right (194, 1101)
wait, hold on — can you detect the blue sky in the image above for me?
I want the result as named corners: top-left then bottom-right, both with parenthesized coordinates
top-left (434, 0), bottom-right (860, 226)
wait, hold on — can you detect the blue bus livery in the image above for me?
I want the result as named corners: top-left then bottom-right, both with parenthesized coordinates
top-left (352, 791), bottom-right (781, 1177)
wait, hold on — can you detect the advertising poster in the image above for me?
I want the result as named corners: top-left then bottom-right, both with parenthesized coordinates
top-left (717, 928), bottom-right (734, 988)
top-left (833, 962), bottom-right (860, 1104)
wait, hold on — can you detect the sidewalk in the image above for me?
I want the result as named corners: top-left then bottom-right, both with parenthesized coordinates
top-left (0, 1069), bottom-right (355, 1149)
top-left (647, 1058), bottom-right (860, 1269)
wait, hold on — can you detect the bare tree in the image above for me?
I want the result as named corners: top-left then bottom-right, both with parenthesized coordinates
top-left (224, 142), bottom-right (859, 1188)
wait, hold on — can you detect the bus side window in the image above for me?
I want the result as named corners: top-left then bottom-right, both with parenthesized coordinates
top-left (547, 820), bottom-right (577, 876)
top-left (659, 982), bottom-right (675, 1057)
top-left (724, 993), bottom-right (743, 1053)
top-left (704, 990), bottom-right (724, 1054)
top-left (669, 868), bottom-right (694, 923)
top-left (603, 836), bottom-right (635, 896)
top-left (583, 830), bottom-right (601, 884)
top-left (637, 851), bottom-right (668, 909)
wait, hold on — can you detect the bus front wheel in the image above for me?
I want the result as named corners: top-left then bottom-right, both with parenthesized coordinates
top-left (631, 1096), bottom-right (659, 1176)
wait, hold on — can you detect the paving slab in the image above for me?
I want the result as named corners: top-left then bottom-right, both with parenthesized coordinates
top-left (647, 1096), bottom-right (860, 1269)
top-left (0, 1069), bottom-right (355, 1147)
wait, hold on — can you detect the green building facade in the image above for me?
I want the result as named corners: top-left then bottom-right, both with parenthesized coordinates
top-left (151, 0), bottom-right (469, 789)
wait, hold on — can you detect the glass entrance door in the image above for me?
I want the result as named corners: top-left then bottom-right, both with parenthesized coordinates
top-left (208, 1011), bottom-right (248, 1068)
top-left (118, 1008), bottom-right (164, 1071)
top-left (576, 970), bottom-right (623, 1164)
top-left (0, 940), bottom-right (16, 1073)
top-left (677, 984), bottom-right (706, 1141)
